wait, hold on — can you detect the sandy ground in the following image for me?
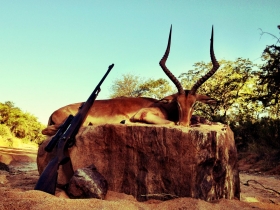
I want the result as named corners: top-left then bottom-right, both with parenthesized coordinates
top-left (0, 146), bottom-right (280, 210)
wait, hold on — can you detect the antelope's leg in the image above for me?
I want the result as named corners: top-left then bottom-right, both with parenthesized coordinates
top-left (42, 124), bottom-right (61, 136)
top-left (131, 108), bottom-right (175, 125)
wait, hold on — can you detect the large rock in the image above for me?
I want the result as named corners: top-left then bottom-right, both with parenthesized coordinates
top-left (37, 124), bottom-right (240, 201)
top-left (67, 164), bottom-right (108, 199)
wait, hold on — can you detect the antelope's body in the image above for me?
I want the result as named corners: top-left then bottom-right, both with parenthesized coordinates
top-left (42, 25), bottom-right (220, 136)
top-left (44, 97), bottom-right (158, 135)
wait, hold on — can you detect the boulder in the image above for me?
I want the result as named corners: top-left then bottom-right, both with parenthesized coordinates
top-left (67, 164), bottom-right (108, 199)
top-left (37, 123), bottom-right (240, 201)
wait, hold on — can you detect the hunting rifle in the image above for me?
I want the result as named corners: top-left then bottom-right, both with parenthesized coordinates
top-left (34, 63), bottom-right (114, 194)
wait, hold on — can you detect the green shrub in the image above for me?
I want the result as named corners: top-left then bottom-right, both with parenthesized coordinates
top-left (0, 124), bottom-right (12, 137)
top-left (232, 117), bottom-right (280, 157)
top-left (0, 101), bottom-right (45, 145)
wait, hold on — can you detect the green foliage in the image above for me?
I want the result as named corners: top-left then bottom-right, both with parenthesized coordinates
top-left (110, 73), bottom-right (141, 98)
top-left (257, 45), bottom-right (280, 107)
top-left (136, 78), bottom-right (175, 99)
top-left (179, 58), bottom-right (260, 124)
top-left (0, 101), bottom-right (45, 145)
top-left (253, 27), bottom-right (280, 117)
top-left (232, 118), bottom-right (280, 160)
top-left (0, 124), bottom-right (12, 137)
top-left (110, 73), bottom-right (175, 99)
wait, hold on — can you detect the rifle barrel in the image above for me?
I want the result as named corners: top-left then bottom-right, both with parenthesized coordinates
top-left (34, 64), bottom-right (114, 195)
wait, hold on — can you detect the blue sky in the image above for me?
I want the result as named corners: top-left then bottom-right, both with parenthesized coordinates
top-left (0, 0), bottom-right (279, 124)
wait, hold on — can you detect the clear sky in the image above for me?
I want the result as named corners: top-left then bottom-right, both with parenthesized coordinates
top-left (0, 0), bottom-right (279, 124)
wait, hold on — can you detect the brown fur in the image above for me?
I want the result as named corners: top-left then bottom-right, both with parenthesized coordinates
top-left (42, 92), bottom-right (215, 136)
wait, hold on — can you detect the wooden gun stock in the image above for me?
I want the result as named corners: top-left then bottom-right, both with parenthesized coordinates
top-left (34, 64), bottom-right (114, 194)
top-left (34, 156), bottom-right (60, 194)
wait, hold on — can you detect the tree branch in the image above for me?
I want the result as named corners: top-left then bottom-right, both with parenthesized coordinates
top-left (259, 28), bottom-right (280, 45)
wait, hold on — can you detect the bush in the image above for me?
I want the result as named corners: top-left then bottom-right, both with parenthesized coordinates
top-left (232, 117), bottom-right (280, 157)
top-left (0, 101), bottom-right (45, 145)
top-left (0, 124), bottom-right (12, 137)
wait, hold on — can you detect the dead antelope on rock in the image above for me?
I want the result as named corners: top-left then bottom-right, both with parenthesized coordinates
top-left (42, 26), bottom-right (220, 136)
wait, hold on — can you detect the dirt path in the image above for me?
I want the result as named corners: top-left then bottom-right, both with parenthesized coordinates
top-left (0, 146), bottom-right (280, 210)
top-left (240, 173), bottom-right (280, 205)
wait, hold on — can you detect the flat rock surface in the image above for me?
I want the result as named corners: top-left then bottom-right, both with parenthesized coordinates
top-left (0, 146), bottom-right (280, 209)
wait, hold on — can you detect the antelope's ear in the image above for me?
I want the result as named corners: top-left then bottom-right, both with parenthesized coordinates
top-left (158, 94), bottom-right (175, 104)
top-left (196, 94), bottom-right (217, 105)
top-left (159, 99), bottom-right (171, 104)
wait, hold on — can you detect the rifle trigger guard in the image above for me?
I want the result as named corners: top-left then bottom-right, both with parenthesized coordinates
top-left (67, 138), bottom-right (75, 148)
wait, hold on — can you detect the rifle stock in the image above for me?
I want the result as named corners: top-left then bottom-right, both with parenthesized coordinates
top-left (34, 64), bottom-right (114, 194)
top-left (34, 156), bottom-right (59, 194)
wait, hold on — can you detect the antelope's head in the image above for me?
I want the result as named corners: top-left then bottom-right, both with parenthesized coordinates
top-left (159, 25), bottom-right (220, 126)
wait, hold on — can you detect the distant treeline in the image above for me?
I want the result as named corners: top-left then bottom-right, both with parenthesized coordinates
top-left (0, 101), bottom-right (45, 145)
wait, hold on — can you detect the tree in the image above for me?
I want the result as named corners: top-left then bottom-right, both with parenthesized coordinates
top-left (257, 45), bottom-right (280, 107)
top-left (135, 78), bottom-right (175, 99)
top-left (0, 101), bottom-right (14, 124)
top-left (110, 73), bottom-right (175, 99)
top-left (0, 101), bottom-right (45, 144)
top-left (110, 73), bottom-right (141, 98)
top-left (179, 58), bottom-right (260, 124)
top-left (256, 27), bottom-right (280, 110)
